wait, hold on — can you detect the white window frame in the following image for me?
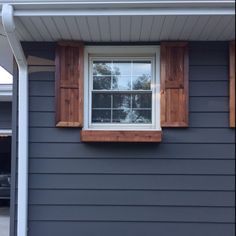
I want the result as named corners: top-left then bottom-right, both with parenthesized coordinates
top-left (84, 46), bottom-right (161, 131)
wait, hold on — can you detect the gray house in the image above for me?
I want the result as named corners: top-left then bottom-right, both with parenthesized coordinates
top-left (0, 1), bottom-right (235, 236)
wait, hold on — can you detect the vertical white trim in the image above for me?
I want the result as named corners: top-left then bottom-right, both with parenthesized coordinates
top-left (2, 4), bottom-right (28, 236)
top-left (84, 47), bottom-right (89, 130)
top-left (155, 47), bottom-right (161, 130)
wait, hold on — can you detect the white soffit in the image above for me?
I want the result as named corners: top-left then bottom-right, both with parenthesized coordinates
top-left (0, 24), bottom-right (13, 73)
top-left (13, 15), bottom-right (235, 41)
top-left (0, 1), bottom-right (235, 41)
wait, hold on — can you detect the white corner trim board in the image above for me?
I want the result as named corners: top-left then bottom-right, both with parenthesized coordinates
top-left (2, 4), bottom-right (29, 236)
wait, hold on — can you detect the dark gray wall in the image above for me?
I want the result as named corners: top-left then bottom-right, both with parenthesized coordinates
top-left (13, 42), bottom-right (235, 236)
top-left (0, 101), bottom-right (12, 130)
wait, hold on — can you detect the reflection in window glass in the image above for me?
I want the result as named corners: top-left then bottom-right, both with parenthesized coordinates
top-left (133, 61), bottom-right (151, 76)
top-left (92, 110), bottom-right (111, 123)
top-left (132, 75), bottom-right (151, 90)
top-left (113, 109), bottom-right (131, 123)
top-left (113, 94), bottom-right (131, 109)
top-left (113, 61), bottom-right (132, 76)
top-left (132, 93), bottom-right (152, 108)
top-left (93, 76), bottom-right (111, 90)
top-left (112, 76), bottom-right (131, 90)
top-left (112, 109), bottom-right (151, 123)
top-left (92, 93), bottom-right (111, 108)
top-left (93, 61), bottom-right (112, 76)
top-left (91, 59), bottom-right (152, 124)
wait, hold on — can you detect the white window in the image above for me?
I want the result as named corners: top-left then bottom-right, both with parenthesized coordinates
top-left (84, 46), bottom-right (161, 131)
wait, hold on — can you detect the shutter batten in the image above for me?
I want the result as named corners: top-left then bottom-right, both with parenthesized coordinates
top-left (160, 42), bottom-right (189, 127)
top-left (55, 42), bottom-right (84, 127)
top-left (229, 41), bottom-right (235, 128)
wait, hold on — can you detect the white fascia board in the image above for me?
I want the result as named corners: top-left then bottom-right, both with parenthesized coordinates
top-left (0, 1), bottom-right (235, 17)
top-left (13, 7), bottom-right (235, 16)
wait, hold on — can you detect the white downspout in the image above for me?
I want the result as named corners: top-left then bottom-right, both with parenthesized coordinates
top-left (2, 4), bottom-right (28, 236)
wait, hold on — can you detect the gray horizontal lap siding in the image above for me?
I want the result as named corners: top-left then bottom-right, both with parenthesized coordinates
top-left (0, 102), bottom-right (12, 130)
top-left (13, 42), bottom-right (235, 236)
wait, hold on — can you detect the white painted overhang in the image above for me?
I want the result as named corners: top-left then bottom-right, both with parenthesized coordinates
top-left (0, 0), bottom-right (235, 42)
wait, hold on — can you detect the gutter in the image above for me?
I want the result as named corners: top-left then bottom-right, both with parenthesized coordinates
top-left (11, 7), bottom-right (235, 16)
top-left (0, 1), bottom-right (235, 17)
top-left (2, 4), bottom-right (28, 236)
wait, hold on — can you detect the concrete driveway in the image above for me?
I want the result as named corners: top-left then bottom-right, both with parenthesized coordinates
top-left (0, 207), bottom-right (9, 236)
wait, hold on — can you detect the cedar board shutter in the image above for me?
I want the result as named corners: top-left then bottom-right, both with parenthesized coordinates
top-left (55, 42), bottom-right (84, 127)
top-left (161, 42), bottom-right (189, 127)
top-left (229, 41), bottom-right (235, 128)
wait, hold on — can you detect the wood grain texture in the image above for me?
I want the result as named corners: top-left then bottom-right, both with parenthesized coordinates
top-left (55, 41), bottom-right (84, 127)
top-left (161, 42), bottom-right (189, 127)
top-left (80, 130), bottom-right (162, 142)
top-left (229, 41), bottom-right (235, 128)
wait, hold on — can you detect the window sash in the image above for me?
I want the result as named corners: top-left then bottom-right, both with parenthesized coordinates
top-left (89, 56), bottom-right (155, 128)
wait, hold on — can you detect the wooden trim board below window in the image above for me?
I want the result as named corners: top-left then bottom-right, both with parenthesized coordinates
top-left (80, 130), bottom-right (162, 142)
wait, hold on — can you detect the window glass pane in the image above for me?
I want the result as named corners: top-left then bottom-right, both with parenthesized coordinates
top-left (113, 94), bottom-right (131, 108)
top-left (112, 109), bottom-right (132, 123)
top-left (93, 76), bottom-right (111, 90)
top-left (113, 61), bottom-right (131, 76)
top-left (112, 109), bottom-right (151, 124)
top-left (132, 110), bottom-right (152, 123)
top-left (112, 76), bottom-right (131, 90)
top-left (92, 110), bottom-right (111, 123)
top-left (93, 61), bottom-right (112, 76)
top-left (132, 93), bottom-right (152, 108)
top-left (132, 75), bottom-right (151, 90)
top-left (90, 57), bottom-right (154, 126)
top-left (132, 61), bottom-right (151, 76)
top-left (92, 93), bottom-right (111, 108)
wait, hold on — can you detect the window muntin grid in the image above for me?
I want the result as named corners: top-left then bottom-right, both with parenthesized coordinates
top-left (90, 58), bottom-right (154, 125)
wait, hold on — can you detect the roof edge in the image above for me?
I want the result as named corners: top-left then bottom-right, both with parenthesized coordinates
top-left (0, 1), bottom-right (235, 9)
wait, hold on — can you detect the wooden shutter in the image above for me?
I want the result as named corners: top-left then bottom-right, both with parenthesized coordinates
top-left (229, 41), bottom-right (235, 128)
top-left (55, 42), bottom-right (84, 127)
top-left (160, 42), bottom-right (189, 127)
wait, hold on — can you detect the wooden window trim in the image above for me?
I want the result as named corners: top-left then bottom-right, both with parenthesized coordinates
top-left (80, 130), bottom-right (162, 142)
top-left (229, 41), bottom-right (235, 128)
